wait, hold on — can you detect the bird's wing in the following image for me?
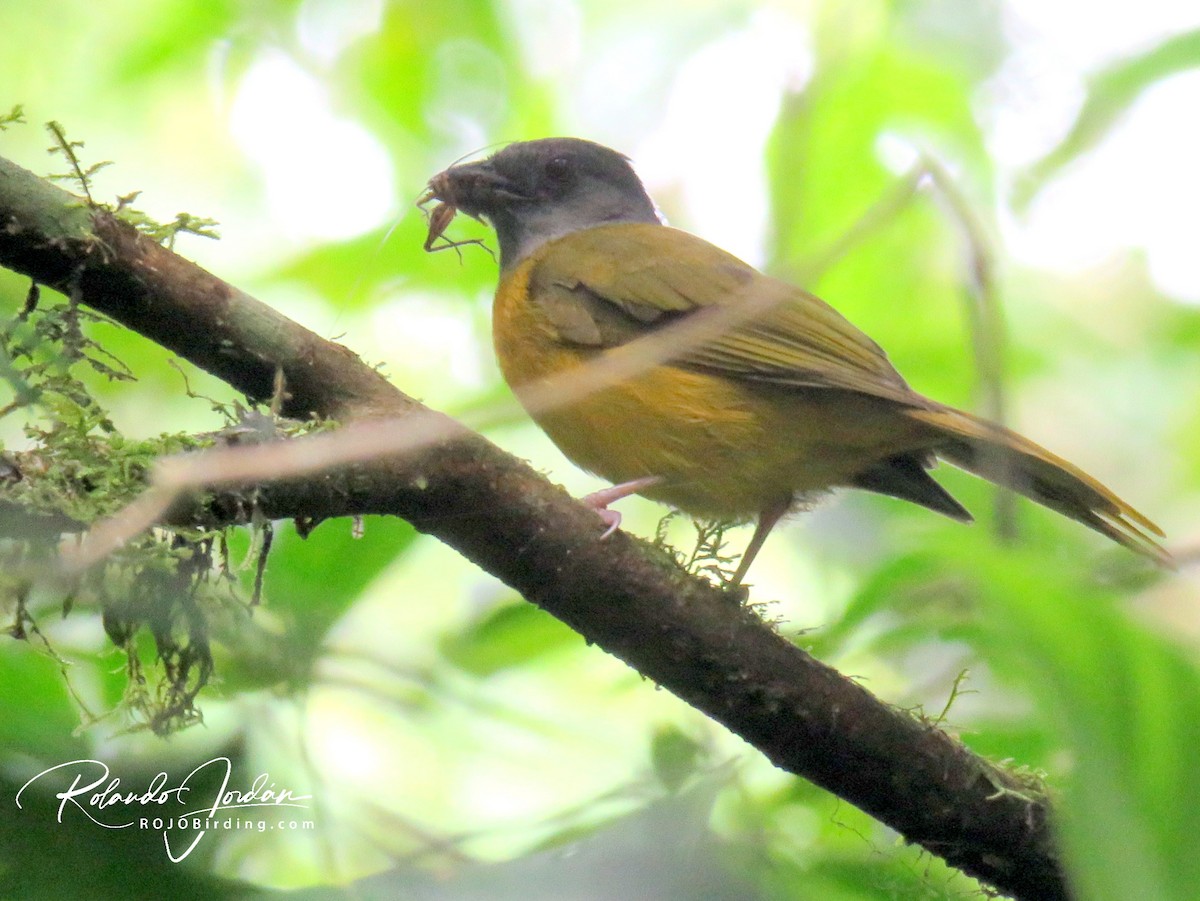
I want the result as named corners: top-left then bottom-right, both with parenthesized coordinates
top-left (528, 223), bottom-right (918, 404)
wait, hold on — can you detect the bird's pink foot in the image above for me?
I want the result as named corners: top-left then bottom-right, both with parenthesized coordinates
top-left (582, 476), bottom-right (662, 538)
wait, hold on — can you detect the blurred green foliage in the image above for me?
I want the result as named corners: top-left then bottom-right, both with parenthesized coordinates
top-left (1014, 27), bottom-right (1200, 209)
top-left (2, 1), bottom-right (1198, 899)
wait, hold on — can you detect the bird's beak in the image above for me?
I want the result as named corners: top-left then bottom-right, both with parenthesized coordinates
top-left (422, 158), bottom-right (527, 218)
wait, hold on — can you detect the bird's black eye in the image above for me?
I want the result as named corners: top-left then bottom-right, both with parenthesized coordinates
top-left (544, 156), bottom-right (572, 183)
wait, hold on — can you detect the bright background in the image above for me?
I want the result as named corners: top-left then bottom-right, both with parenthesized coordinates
top-left (2, 1), bottom-right (1199, 899)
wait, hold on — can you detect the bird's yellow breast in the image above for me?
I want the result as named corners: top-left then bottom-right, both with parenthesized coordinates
top-left (492, 252), bottom-right (922, 519)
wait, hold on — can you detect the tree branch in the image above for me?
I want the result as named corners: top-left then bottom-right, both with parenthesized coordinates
top-left (0, 152), bottom-right (1067, 901)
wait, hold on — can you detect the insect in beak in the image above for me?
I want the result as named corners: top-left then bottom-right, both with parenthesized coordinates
top-left (416, 191), bottom-right (492, 260)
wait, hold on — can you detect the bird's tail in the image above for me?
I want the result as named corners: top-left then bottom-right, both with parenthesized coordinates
top-left (907, 406), bottom-right (1169, 564)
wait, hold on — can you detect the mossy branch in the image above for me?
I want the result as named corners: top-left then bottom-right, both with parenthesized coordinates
top-left (0, 149), bottom-right (1067, 901)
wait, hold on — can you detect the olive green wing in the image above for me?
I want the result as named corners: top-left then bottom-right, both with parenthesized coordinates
top-left (528, 222), bottom-right (918, 404)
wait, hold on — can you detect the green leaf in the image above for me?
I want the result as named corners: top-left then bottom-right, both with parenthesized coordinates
top-left (440, 601), bottom-right (579, 676)
top-left (1015, 28), bottom-right (1200, 209)
top-left (975, 549), bottom-right (1198, 901)
top-left (264, 515), bottom-right (418, 656)
top-left (0, 641), bottom-right (87, 760)
top-left (649, 725), bottom-right (706, 793)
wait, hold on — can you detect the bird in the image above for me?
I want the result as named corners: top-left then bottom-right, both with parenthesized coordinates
top-left (420, 137), bottom-right (1166, 585)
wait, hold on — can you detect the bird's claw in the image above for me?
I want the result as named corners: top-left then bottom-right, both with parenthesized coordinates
top-left (582, 476), bottom-right (662, 539)
top-left (595, 508), bottom-right (622, 540)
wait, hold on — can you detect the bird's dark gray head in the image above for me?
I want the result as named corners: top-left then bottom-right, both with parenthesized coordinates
top-left (425, 138), bottom-right (661, 270)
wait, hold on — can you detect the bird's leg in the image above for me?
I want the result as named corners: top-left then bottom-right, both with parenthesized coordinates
top-left (583, 476), bottom-right (662, 538)
top-left (729, 496), bottom-right (791, 587)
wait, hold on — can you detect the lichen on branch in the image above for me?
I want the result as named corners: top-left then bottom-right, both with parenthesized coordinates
top-left (0, 297), bottom-right (274, 734)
